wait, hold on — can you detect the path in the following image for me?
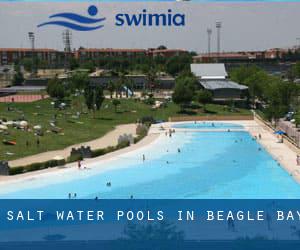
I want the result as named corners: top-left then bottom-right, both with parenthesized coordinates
top-left (9, 123), bottom-right (137, 167)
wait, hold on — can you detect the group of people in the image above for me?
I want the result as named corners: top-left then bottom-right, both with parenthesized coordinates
top-left (165, 128), bottom-right (176, 138)
top-left (68, 193), bottom-right (77, 199)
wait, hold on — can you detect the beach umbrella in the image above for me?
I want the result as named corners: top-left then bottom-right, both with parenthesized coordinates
top-left (274, 130), bottom-right (285, 135)
top-left (20, 121), bottom-right (28, 128)
top-left (0, 124), bottom-right (8, 130)
top-left (33, 125), bottom-right (42, 130)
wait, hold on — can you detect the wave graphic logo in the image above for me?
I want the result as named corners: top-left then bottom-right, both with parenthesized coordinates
top-left (37, 5), bottom-right (105, 31)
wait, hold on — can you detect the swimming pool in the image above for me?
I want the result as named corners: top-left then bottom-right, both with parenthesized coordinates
top-left (172, 121), bottom-right (243, 129)
top-left (1, 122), bottom-right (300, 199)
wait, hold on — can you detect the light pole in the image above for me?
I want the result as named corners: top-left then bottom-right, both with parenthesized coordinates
top-left (207, 28), bottom-right (212, 56)
top-left (216, 21), bottom-right (222, 60)
top-left (28, 32), bottom-right (36, 75)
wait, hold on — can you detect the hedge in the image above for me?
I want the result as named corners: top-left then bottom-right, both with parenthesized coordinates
top-left (9, 159), bottom-right (66, 175)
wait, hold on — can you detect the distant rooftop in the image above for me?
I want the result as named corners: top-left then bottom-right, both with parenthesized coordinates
top-left (190, 63), bottom-right (228, 79)
top-left (199, 80), bottom-right (248, 90)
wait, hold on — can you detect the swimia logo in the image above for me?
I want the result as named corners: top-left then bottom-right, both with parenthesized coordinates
top-left (37, 5), bottom-right (185, 31)
top-left (37, 6), bottom-right (106, 31)
top-left (116, 9), bottom-right (185, 27)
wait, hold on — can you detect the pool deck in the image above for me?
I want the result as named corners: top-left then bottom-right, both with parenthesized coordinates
top-left (1, 119), bottom-right (300, 187)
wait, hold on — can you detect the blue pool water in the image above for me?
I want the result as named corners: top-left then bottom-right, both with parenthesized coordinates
top-left (1, 123), bottom-right (300, 199)
top-left (172, 122), bottom-right (243, 129)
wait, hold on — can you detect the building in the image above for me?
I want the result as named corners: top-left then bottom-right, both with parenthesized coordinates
top-left (75, 48), bottom-right (147, 62)
top-left (148, 49), bottom-right (188, 58)
top-left (191, 63), bottom-right (248, 101)
top-left (193, 47), bottom-right (300, 63)
top-left (90, 74), bottom-right (175, 90)
top-left (193, 51), bottom-right (264, 63)
top-left (75, 48), bottom-right (189, 62)
top-left (0, 48), bottom-right (64, 66)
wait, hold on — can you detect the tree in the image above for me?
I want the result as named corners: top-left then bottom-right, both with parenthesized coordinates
top-left (146, 68), bottom-right (157, 92)
top-left (69, 72), bottom-right (89, 91)
top-left (46, 77), bottom-right (67, 100)
top-left (21, 58), bottom-right (33, 72)
top-left (112, 99), bottom-right (121, 113)
top-left (172, 77), bottom-right (196, 111)
top-left (12, 69), bottom-right (24, 86)
top-left (81, 60), bottom-right (95, 73)
top-left (69, 58), bottom-right (80, 70)
top-left (157, 45), bottom-right (167, 50)
top-left (166, 55), bottom-right (192, 76)
top-left (107, 81), bottom-right (115, 99)
top-left (197, 90), bottom-right (213, 112)
top-left (84, 85), bottom-right (105, 118)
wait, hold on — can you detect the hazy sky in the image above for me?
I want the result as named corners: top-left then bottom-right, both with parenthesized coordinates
top-left (0, 2), bottom-right (299, 53)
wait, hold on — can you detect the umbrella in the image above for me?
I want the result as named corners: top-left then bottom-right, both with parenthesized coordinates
top-left (274, 130), bottom-right (285, 135)
top-left (0, 124), bottom-right (8, 130)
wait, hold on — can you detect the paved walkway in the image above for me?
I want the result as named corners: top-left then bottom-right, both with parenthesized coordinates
top-left (9, 124), bottom-right (137, 167)
top-left (0, 95), bottom-right (49, 103)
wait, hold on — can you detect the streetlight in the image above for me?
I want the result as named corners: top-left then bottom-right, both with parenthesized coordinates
top-left (28, 32), bottom-right (36, 75)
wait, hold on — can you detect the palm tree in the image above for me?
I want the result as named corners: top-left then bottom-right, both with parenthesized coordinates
top-left (107, 80), bottom-right (115, 99)
top-left (146, 67), bottom-right (157, 93)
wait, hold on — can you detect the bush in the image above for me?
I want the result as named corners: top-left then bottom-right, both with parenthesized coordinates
top-left (116, 140), bottom-right (130, 149)
top-left (67, 154), bottom-right (83, 163)
top-left (11, 159), bottom-right (66, 175)
top-left (9, 166), bottom-right (25, 175)
top-left (91, 148), bottom-right (106, 158)
top-left (139, 116), bottom-right (155, 124)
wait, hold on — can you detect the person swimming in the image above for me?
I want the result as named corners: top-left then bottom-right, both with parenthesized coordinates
top-left (106, 182), bottom-right (111, 187)
top-left (178, 148), bottom-right (181, 153)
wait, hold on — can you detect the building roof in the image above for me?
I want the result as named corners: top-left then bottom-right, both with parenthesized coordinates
top-left (199, 80), bottom-right (248, 90)
top-left (190, 63), bottom-right (228, 79)
top-left (77, 48), bottom-right (146, 53)
top-left (0, 48), bottom-right (58, 52)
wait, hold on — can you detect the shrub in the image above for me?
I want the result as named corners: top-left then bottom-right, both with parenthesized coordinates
top-left (116, 140), bottom-right (130, 149)
top-left (9, 166), bottom-right (25, 175)
top-left (140, 116), bottom-right (155, 124)
top-left (11, 159), bottom-right (66, 175)
top-left (67, 154), bottom-right (83, 163)
top-left (91, 148), bottom-right (106, 158)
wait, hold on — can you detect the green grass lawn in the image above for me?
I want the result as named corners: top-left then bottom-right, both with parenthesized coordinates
top-left (0, 97), bottom-right (251, 161)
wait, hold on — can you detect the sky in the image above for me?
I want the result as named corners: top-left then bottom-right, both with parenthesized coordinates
top-left (0, 2), bottom-right (299, 53)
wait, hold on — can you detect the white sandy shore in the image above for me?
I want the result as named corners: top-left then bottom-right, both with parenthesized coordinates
top-left (1, 119), bottom-right (300, 189)
top-left (0, 131), bottom-right (159, 185)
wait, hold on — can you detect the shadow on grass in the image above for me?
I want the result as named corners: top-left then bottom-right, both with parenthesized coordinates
top-left (94, 117), bottom-right (114, 121)
top-left (177, 110), bottom-right (197, 115)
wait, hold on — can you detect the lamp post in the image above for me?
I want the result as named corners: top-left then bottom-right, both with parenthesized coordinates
top-left (216, 21), bottom-right (222, 60)
top-left (28, 32), bottom-right (36, 76)
top-left (207, 28), bottom-right (212, 56)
